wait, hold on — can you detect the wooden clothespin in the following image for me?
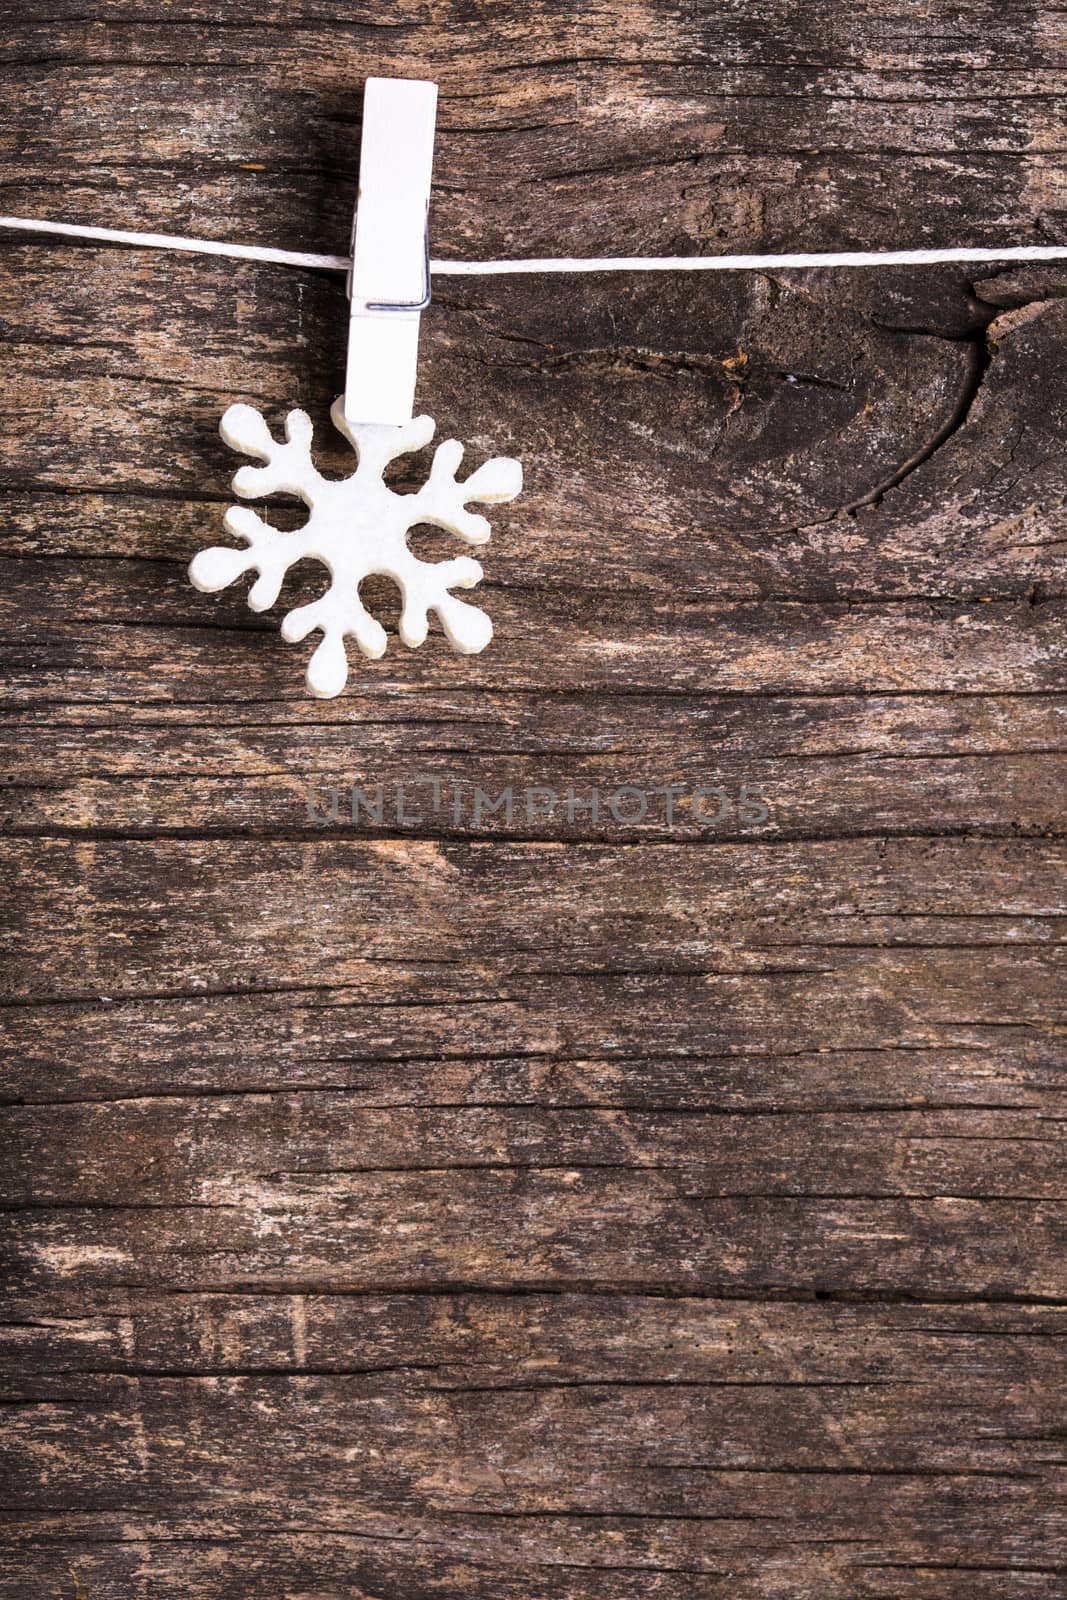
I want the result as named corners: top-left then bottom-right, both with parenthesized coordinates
top-left (344, 76), bottom-right (438, 427)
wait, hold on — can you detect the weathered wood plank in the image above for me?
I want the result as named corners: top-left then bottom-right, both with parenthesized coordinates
top-left (1, 258), bottom-right (1065, 715)
top-left (5, 602), bottom-right (1065, 701)
top-left (3, 1291), bottom-right (1062, 1380)
top-left (1, 1027), bottom-right (1056, 1115)
top-left (1, 1370), bottom-right (1063, 1496)
top-left (4, 0), bottom-right (1067, 272)
top-left (2, 740), bottom-right (1063, 840)
top-left (2, 1298), bottom-right (1065, 1588)
top-left (3, 2), bottom-right (1066, 1596)
top-left (6, 1096), bottom-right (1064, 1206)
top-left (2, 1496), bottom-right (1063, 1600)
top-left (5, 1185), bottom-right (1065, 1299)
top-left (2, 255), bottom-right (1067, 591)
top-left (0, 687), bottom-right (1064, 839)
top-left (3, 835), bottom-right (1064, 994)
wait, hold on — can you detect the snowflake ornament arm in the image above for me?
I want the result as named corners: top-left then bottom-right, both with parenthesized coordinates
top-left (188, 398), bottom-right (522, 698)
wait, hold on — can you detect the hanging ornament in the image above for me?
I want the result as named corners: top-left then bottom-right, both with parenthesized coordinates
top-left (190, 76), bottom-right (522, 699)
top-left (189, 400), bottom-right (521, 699)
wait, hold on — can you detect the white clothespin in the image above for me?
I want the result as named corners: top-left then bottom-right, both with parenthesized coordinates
top-left (344, 77), bottom-right (438, 427)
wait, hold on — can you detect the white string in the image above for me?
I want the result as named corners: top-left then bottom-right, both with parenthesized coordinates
top-left (3, 214), bottom-right (1067, 275)
top-left (436, 246), bottom-right (1067, 274)
top-left (0, 216), bottom-right (350, 272)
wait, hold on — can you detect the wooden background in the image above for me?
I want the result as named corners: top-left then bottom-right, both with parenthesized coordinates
top-left (1, 3), bottom-right (1066, 1596)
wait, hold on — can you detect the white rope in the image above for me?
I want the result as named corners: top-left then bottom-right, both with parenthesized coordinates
top-left (0, 216), bottom-right (350, 272)
top-left (3, 214), bottom-right (1067, 275)
top-left (434, 246), bottom-right (1067, 274)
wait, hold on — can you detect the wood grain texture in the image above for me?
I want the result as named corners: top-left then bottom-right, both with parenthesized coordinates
top-left (1, 3), bottom-right (1066, 1597)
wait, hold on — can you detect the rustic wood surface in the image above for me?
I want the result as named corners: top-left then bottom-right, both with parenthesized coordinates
top-left (1, 3), bottom-right (1066, 1597)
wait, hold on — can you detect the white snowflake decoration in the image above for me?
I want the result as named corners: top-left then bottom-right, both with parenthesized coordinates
top-left (189, 398), bottom-right (523, 698)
